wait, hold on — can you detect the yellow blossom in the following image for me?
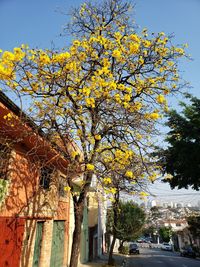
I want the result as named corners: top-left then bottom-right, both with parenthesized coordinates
top-left (175, 48), bottom-right (185, 55)
top-left (103, 177), bottom-right (112, 185)
top-left (86, 164), bottom-right (95, 171)
top-left (73, 40), bottom-right (81, 46)
top-left (13, 47), bottom-right (25, 61)
top-left (112, 49), bottom-right (121, 58)
top-left (143, 50), bottom-right (148, 57)
top-left (39, 53), bottom-right (50, 65)
top-left (114, 32), bottom-right (122, 40)
top-left (149, 173), bottom-right (157, 182)
top-left (156, 94), bottom-right (166, 104)
top-left (2, 51), bottom-right (15, 62)
top-left (140, 191), bottom-right (149, 197)
top-left (143, 40), bottom-right (151, 47)
top-left (71, 151), bottom-right (79, 159)
top-left (86, 98), bottom-right (95, 108)
top-left (0, 64), bottom-right (14, 80)
top-left (130, 102), bottom-right (142, 111)
top-left (149, 112), bottom-right (160, 120)
top-left (52, 52), bottom-right (70, 64)
top-left (94, 134), bottom-right (101, 140)
top-left (129, 43), bottom-right (140, 54)
top-left (82, 87), bottom-right (91, 96)
top-left (3, 112), bottom-right (13, 120)
top-left (124, 94), bottom-right (131, 102)
top-left (64, 186), bottom-right (71, 192)
top-left (159, 32), bottom-right (165, 36)
top-left (129, 34), bottom-right (140, 43)
top-left (125, 170), bottom-right (135, 179)
top-left (115, 93), bottom-right (122, 103)
top-left (106, 187), bottom-right (117, 195)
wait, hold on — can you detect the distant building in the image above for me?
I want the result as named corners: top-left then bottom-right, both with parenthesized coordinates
top-left (177, 203), bottom-right (184, 208)
top-left (162, 202), bottom-right (169, 208)
top-left (160, 219), bottom-right (188, 232)
top-left (151, 200), bottom-right (157, 207)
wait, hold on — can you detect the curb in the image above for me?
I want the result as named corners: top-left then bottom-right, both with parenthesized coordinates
top-left (78, 253), bottom-right (128, 267)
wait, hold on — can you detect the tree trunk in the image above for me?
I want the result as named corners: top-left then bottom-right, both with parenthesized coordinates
top-left (108, 191), bottom-right (119, 265)
top-left (68, 172), bottom-right (93, 267)
top-left (108, 235), bottom-right (116, 266)
top-left (69, 200), bottom-right (85, 267)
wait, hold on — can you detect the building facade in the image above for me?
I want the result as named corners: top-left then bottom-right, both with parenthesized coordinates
top-left (0, 92), bottom-right (70, 267)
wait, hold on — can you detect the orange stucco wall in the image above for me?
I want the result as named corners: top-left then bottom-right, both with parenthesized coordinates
top-left (1, 145), bottom-right (38, 217)
top-left (0, 98), bottom-right (71, 267)
top-left (0, 140), bottom-right (70, 220)
top-left (0, 217), bottom-right (25, 267)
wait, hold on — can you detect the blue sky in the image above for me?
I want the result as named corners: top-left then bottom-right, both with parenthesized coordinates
top-left (1, 0), bottom-right (199, 98)
top-left (134, 0), bottom-right (200, 105)
top-left (1, 0), bottom-right (200, 204)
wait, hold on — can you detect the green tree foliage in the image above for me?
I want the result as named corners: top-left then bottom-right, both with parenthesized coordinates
top-left (159, 226), bottom-right (172, 243)
top-left (143, 225), bottom-right (155, 238)
top-left (157, 95), bottom-right (200, 190)
top-left (107, 201), bottom-right (146, 244)
top-left (187, 216), bottom-right (200, 236)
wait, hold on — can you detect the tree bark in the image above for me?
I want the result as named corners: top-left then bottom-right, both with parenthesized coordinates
top-left (69, 200), bottom-right (85, 267)
top-left (108, 191), bottom-right (119, 266)
top-left (69, 172), bottom-right (93, 267)
top-left (108, 235), bottom-right (116, 266)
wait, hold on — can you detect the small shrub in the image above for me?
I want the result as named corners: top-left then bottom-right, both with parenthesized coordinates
top-left (119, 245), bottom-right (129, 255)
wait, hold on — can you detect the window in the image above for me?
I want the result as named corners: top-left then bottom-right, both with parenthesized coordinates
top-left (0, 144), bottom-right (11, 180)
top-left (39, 167), bottom-right (53, 189)
top-left (58, 175), bottom-right (67, 197)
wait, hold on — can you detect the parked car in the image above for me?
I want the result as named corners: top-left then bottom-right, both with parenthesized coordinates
top-left (161, 243), bottom-right (172, 251)
top-left (145, 238), bottom-right (153, 243)
top-left (137, 237), bottom-right (153, 244)
top-left (180, 247), bottom-right (196, 258)
top-left (136, 239), bottom-right (144, 243)
top-left (129, 243), bottom-right (140, 255)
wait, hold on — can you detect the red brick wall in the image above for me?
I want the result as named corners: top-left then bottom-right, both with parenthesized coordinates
top-left (0, 217), bottom-right (25, 267)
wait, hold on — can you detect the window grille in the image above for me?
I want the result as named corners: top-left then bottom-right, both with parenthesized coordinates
top-left (39, 167), bottom-right (53, 189)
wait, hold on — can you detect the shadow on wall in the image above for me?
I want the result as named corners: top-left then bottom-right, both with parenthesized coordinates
top-left (0, 141), bottom-right (68, 267)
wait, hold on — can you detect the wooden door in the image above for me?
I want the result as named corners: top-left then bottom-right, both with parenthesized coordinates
top-left (50, 221), bottom-right (65, 267)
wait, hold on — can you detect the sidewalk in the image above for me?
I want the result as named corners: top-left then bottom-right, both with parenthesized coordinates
top-left (78, 253), bottom-right (128, 267)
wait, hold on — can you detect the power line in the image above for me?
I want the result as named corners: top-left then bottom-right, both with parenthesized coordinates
top-left (153, 193), bottom-right (200, 197)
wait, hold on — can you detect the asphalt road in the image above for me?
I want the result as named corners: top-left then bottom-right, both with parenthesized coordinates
top-left (127, 248), bottom-right (200, 267)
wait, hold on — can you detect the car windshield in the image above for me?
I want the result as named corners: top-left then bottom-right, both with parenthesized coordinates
top-left (130, 244), bottom-right (138, 248)
top-left (163, 243), bottom-right (170, 246)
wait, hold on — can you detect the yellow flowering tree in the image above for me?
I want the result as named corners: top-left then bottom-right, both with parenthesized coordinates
top-left (0, 0), bottom-right (186, 266)
top-left (97, 144), bottom-right (154, 263)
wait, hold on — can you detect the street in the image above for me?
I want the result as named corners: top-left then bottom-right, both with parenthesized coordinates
top-left (127, 248), bottom-right (200, 267)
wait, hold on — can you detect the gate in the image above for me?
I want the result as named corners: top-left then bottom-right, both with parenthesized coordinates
top-left (50, 220), bottom-right (65, 267)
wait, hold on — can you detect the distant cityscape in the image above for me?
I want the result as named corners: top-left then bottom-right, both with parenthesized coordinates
top-left (143, 200), bottom-right (200, 209)
top-left (137, 199), bottom-right (200, 251)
